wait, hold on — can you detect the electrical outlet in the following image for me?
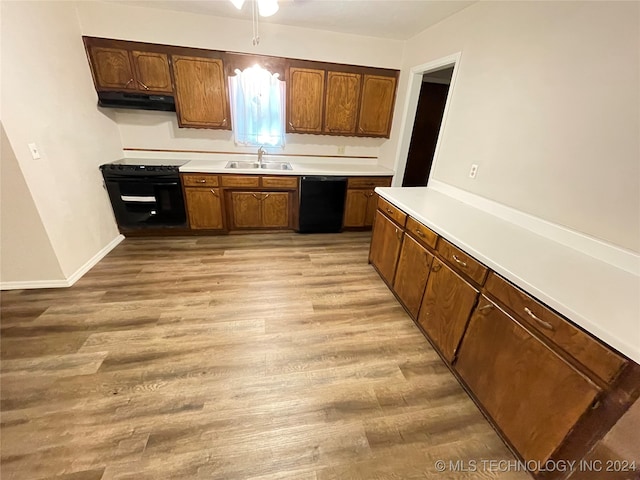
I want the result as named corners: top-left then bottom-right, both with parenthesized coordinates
top-left (28, 143), bottom-right (41, 160)
top-left (469, 164), bottom-right (478, 179)
top-left (337, 145), bottom-right (346, 155)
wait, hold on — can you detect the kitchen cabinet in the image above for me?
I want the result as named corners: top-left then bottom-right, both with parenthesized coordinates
top-left (456, 296), bottom-right (601, 466)
top-left (85, 44), bottom-right (173, 94)
top-left (369, 210), bottom-right (404, 285)
top-left (393, 235), bottom-right (433, 318)
top-left (184, 188), bottom-right (224, 230)
top-left (417, 258), bottom-right (478, 362)
top-left (343, 176), bottom-right (392, 228)
top-left (286, 67), bottom-right (325, 133)
top-left (324, 71), bottom-right (361, 134)
top-left (357, 74), bottom-right (397, 137)
top-left (172, 55), bottom-right (230, 129)
top-left (228, 191), bottom-right (292, 229)
top-left (182, 174), bottom-right (224, 230)
top-left (286, 62), bottom-right (399, 138)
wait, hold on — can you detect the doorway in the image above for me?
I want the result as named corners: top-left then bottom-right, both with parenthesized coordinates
top-left (402, 67), bottom-right (453, 187)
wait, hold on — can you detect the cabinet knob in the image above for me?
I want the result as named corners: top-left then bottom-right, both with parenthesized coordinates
top-left (415, 229), bottom-right (425, 237)
top-left (197, 179), bottom-right (207, 183)
top-left (431, 263), bottom-right (442, 272)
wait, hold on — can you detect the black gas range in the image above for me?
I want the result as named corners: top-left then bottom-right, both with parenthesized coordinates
top-left (100, 159), bottom-right (189, 231)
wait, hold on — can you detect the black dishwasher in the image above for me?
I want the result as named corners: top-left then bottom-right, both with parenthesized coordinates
top-left (298, 176), bottom-right (348, 233)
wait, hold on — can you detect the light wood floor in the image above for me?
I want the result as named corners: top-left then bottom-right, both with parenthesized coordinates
top-left (1, 232), bottom-right (530, 480)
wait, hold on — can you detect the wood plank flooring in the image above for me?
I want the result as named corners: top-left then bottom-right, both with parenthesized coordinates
top-left (1, 232), bottom-right (530, 480)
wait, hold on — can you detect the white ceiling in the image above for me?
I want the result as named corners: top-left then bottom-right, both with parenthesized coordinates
top-left (111, 0), bottom-right (476, 40)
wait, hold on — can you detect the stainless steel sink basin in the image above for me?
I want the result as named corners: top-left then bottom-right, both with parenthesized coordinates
top-left (226, 161), bottom-right (260, 169)
top-left (225, 161), bottom-right (292, 170)
top-left (260, 162), bottom-right (292, 170)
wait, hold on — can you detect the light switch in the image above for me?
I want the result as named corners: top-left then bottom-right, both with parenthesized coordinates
top-left (28, 143), bottom-right (41, 160)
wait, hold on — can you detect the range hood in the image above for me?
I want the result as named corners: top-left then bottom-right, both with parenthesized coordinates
top-left (97, 91), bottom-right (176, 112)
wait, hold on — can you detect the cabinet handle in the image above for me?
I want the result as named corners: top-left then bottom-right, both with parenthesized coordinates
top-left (524, 307), bottom-right (554, 330)
top-left (288, 122), bottom-right (296, 131)
top-left (478, 303), bottom-right (494, 313)
top-left (431, 263), bottom-right (442, 272)
top-left (197, 179), bottom-right (207, 183)
top-left (138, 81), bottom-right (149, 90)
top-left (368, 192), bottom-right (375, 197)
top-left (209, 189), bottom-right (218, 197)
top-left (222, 118), bottom-right (227, 126)
top-left (358, 126), bottom-right (364, 133)
top-left (262, 194), bottom-right (270, 201)
top-left (252, 193), bottom-right (259, 200)
top-left (452, 254), bottom-right (467, 268)
top-left (415, 229), bottom-right (425, 237)
top-left (125, 78), bottom-right (134, 87)
top-left (386, 208), bottom-right (394, 215)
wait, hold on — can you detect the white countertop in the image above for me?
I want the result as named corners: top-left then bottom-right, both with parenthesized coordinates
top-left (376, 186), bottom-right (640, 365)
top-left (179, 157), bottom-right (395, 177)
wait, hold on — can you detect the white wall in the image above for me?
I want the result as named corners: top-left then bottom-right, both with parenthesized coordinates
top-left (386, 1), bottom-right (640, 252)
top-left (1, 0), bottom-right (124, 281)
top-left (1, 124), bottom-right (65, 284)
top-left (77, 1), bottom-right (405, 161)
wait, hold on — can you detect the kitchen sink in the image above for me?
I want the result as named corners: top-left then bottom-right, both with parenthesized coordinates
top-left (226, 161), bottom-right (260, 169)
top-left (225, 161), bottom-right (293, 170)
top-left (260, 162), bottom-right (292, 170)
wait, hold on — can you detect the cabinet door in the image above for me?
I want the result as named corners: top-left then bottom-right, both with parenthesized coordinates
top-left (172, 55), bottom-right (229, 129)
top-left (324, 71), bottom-right (361, 134)
top-left (88, 46), bottom-right (135, 91)
top-left (364, 191), bottom-right (378, 227)
top-left (131, 51), bottom-right (173, 93)
top-left (393, 235), bottom-right (433, 318)
top-left (230, 192), bottom-right (262, 228)
top-left (262, 192), bottom-right (290, 228)
top-left (343, 189), bottom-right (370, 227)
top-left (417, 258), bottom-right (478, 362)
top-left (287, 67), bottom-right (324, 133)
top-left (184, 187), bottom-right (224, 230)
top-left (357, 74), bottom-right (396, 137)
top-left (369, 211), bottom-right (403, 285)
top-left (456, 297), bottom-right (600, 465)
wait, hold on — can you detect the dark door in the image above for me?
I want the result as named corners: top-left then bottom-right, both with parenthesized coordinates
top-left (402, 81), bottom-right (450, 187)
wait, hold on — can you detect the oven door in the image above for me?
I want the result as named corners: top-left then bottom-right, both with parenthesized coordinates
top-left (104, 175), bottom-right (187, 229)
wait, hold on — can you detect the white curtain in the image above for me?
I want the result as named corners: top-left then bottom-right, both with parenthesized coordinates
top-left (228, 66), bottom-right (285, 147)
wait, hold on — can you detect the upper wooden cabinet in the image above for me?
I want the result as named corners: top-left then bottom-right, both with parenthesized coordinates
top-left (172, 55), bottom-right (230, 129)
top-left (286, 62), bottom-right (398, 138)
top-left (324, 71), bottom-right (361, 134)
top-left (84, 40), bottom-right (173, 94)
top-left (358, 74), bottom-right (397, 137)
top-left (287, 67), bottom-right (325, 133)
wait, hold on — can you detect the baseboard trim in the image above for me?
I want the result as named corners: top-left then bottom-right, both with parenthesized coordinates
top-left (429, 180), bottom-right (639, 275)
top-left (0, 234), bottom-right (124, 291)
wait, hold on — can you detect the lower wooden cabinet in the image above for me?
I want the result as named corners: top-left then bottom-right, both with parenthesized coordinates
top-left (228, 191), bottom-right (292, 229)
top-left (184, 187), bottom-right (224, 230)
top-left (456, 296), bottom-right (601, 466)
top-left (369, 210), bottom-right (404, 285)
top-left (417, 258), bottom-right (478, 362)
top-left (393, 234), bottom-right (433, 318)
top-left (343, 189), bottom-right (377, 227)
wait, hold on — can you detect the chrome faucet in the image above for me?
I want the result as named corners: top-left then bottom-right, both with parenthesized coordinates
top-left (257, 146), bottom-right (266, 166)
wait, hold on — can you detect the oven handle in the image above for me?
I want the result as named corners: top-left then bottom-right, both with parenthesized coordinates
top-left (104, 177), bottom-right (180, 185)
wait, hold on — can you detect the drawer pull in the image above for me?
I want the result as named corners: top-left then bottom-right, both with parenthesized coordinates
top-left (525, 307), bottom-right (554, 330)
top-left (452, 254), bottom-right (467, 267)
top-left (415, 229), bottom-right (425, 238)
top-left (386, 208), bottom-right (394, 215)
top-left (197, 179), bottom-right (207, 183)
top-left (209, 189), bottom-right (218, 197)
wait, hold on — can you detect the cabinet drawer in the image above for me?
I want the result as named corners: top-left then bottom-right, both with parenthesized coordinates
top-left (485, 272), bottom-right (627, 384)
top-left (221, 175), bottom-right (260, 187)
top-left (182, 174), bottom-right (219, 187)
top-left (437, 239), bottom-right (488, 285)
top-left (377, 197), bottom-right (406, 227)
top-left (406, 217), bottom-right (437, 249)
top-left (261, 176), bottom-right (298, 189)
top-left (347, 176), bottom-right (392, 189)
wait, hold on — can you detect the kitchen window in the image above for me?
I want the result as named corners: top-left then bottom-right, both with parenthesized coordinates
top-left (228, 65), bottom-right (285, 147)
